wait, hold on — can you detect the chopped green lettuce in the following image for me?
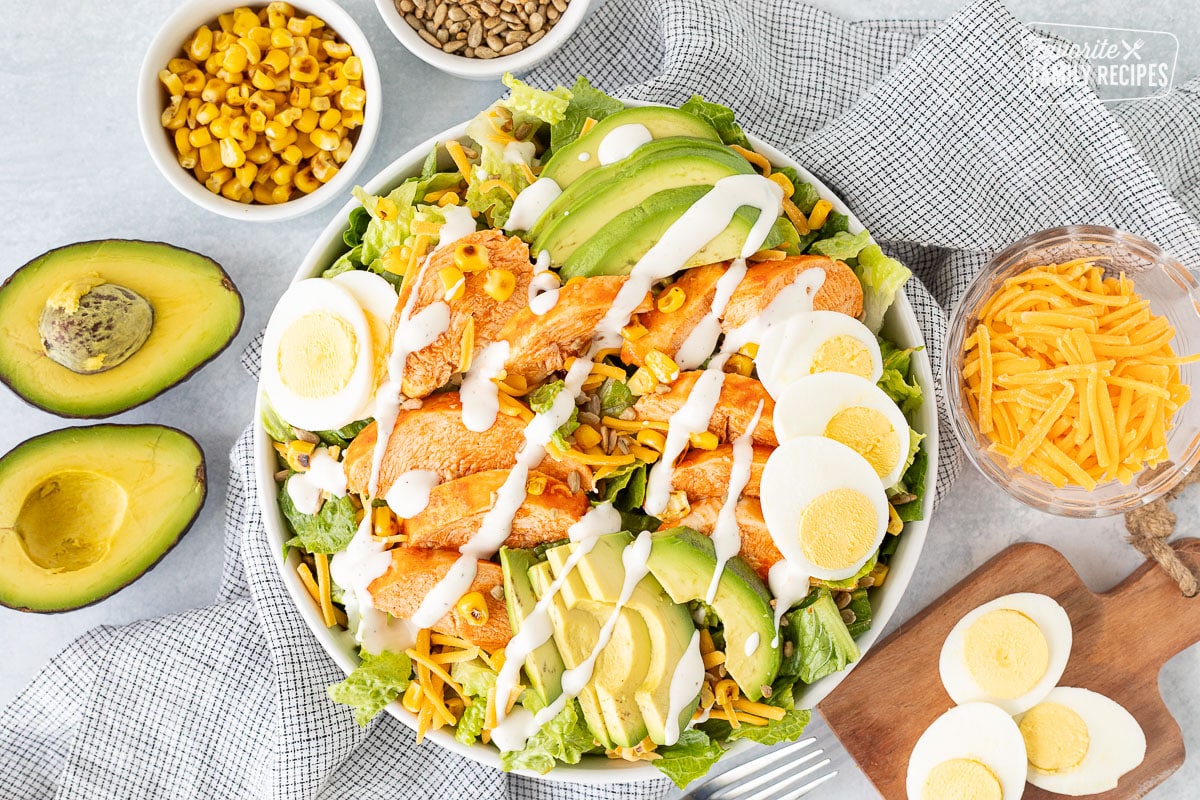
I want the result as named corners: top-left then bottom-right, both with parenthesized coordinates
top-left (598, 377), bottom-right (635, 417)
top-left (501, 72), bottom-right (572, 126)
top-left (550, 76), bottom-right (624, 154)
top-left (323, 245), bottom-right (363, 278)
top-left (344, 205), bottom-right (371, 248)
top-left (279, 480), bottom-right (357, 554)
top-left (353, 171), bottom-right (460, 273)
top-left (809, 229), bottom-right (871, 261)
top-left (845, 588), bottom-right (873, 638)
top-left (780, 589), bottom-right (860, 685)
top-left (317, 418), bottom-right (372, 449)
top-left (652, 729), bottom-right (726, 789)
top-left (856, 244), bottom-right (913, 333)
top-left (528, 380), bottom-right (580, 450)
top-left (727, 708), bottom-right (812, 746)
top-left (679, 96), bottom-right (750, 148)
top-left (455, 699), bottom-right (487, 746)
top-left (499, 694), bottom-right (597, 773)
top-left (878, 362), bottom-right (922, 420)
top-left (327, 650), bottom-right (413, 726)
top-left (892, 446), bottom-right (928, 522)
top-left (791, 180), bottom-right (821, 215)
top-left (261, 397), bottom-right (295, 444)
top-left (450, 658), bottom-right (497, 746)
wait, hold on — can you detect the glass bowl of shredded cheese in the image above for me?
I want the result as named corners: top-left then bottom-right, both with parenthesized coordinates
top-left (945, 225), bottom-right (1200, 517)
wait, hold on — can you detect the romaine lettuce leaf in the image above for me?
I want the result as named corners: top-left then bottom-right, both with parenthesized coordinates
top-left (809, 229), bottom-right (871, 261)
top-left (652, 729), bottom-right (726, 789)
top-left (327, 650), bottom-right (413, 727)
top-left (679, 96), bottom-right (750, 148)
top-left (501, 72), bottom-right (572, 126)
top-left (455, 698), bottom-right (487, 746)
top-left (856, 244), bottom-right (913, 333)
top-left (450, 657), bottom-right (498, 698)
top-left (845, 588), bottom-right (873, 638)
top-left (317, 418), bottom-right (372, 449)
top-left (726, 708), bottom-right (812, 746)
top-left (892, 446), bottom-right (928, 522)
top-left (499, 695), bottom-right (596, 773)
top-left (528, 380), bottom-right (580, 450)
top-left (550, 76), bottom-right (624, 154)
top-left (261, 397), bottom-right (295, 444)
top-left (782, 589), bottom-right (860, 685)
top-left (598, 377), bottom-right (634, 417)
top-left (279, 480), bottom-right (357, 554)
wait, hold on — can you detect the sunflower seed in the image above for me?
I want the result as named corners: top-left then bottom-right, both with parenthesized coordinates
top-left (619, 408), bottom-right (637, 421)
top-left (578, 411), bottom-right (601, 426)
top-left (480, 0), bottom-right (498, 13)
top-left (401, 397), bottom-right (424, 410)
top-left (552, 0), bottom-right (566, 11)
top-left (292, 427), bottom-right (320, 443)
top-left (397, 0), bottom-right (415, 11)
top-left (858, 575), bottom-right (876, 588)
top-left (448, 6), bottom-right (467, 20)
top-left (433, 2), bottom-right (448, 26)
top-left (486, 33), bottom-right (504, 50)
top-left (442, 39), bottom-right (466, 52)
top-left (527, 28), bottom-right (545, 43)
top-left (841, 608), bottom-right (857, 625)
top-left (436, 28), bottom-right (450, 43)
top-left (473, 44), bottom-right (498, 58)
top-left (404, 12), bottom-right (421, 28)
top-left (568, 471), bottom-right (581, 493)
top-left (616, 436), bottom-right (631, 455)
top-left (505, 29), bottom-right (529, 43)
top-left (528, 11), bottom-right (544, 31)
top-left (274, 469), bottom-right (290, 482)
top-left (490, 584), bottom-right (505, 600)
top-left (499, 42), bottom-right (523, 55)
top-left (835, 591), bottom-right (852, 609)
top-left (467, 20), bottom-right (482, 46)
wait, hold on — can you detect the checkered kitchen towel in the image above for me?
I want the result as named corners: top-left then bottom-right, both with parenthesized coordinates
top-left (4, 1), bottom-right (1200, 798)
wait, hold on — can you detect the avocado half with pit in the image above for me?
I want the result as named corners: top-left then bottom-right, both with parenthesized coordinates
top-left (0, 424), bottom-right (206, 612)
top-left (0, 240), bottom-right (244, 418)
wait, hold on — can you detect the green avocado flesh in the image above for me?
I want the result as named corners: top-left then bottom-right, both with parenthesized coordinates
top-left (523, 532), bottom-right (699, 748)
top-left (500, 546), bottom-right (565, 706)
top-left (647, 527), bottom-right (781, 701)
top-left (0, 424), bottom-right (206, 612)
top-left (540, 106), bottom-right (721, 188)
top-left (531, 139), bottom-right (756, 264)
top-left (0, 240), bottom-right (244, 418)
top-left (559, 186), bottom-right (786, 281)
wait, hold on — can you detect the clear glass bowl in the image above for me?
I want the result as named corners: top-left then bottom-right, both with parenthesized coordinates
top-left (944, 225), bottom-right (1200, 517)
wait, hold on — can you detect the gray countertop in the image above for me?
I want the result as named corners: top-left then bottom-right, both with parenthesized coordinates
top-left (2, 1), bottom-right (1197, 797)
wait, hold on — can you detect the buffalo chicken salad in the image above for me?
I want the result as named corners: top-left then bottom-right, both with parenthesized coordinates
top-left (260, 74), bottom-right (927, 785)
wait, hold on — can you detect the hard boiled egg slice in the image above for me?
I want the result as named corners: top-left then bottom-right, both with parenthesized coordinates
top-left (262, 278), bottom-right (375, 433)
top-left (760, 436), bottom-right (888, 581)
top-left (906, 703), bottom-right (1028, 800)
top-left (774, 372), bottom-right (911, 488)
top-left (756, 310), bottom-right (883, 398)
top-left (331, 270), bottom-right (400, 416)
top-left (939, 593), bottom-right (1072, 715)
top-left (1016, 687), bottom-right (1146, 796)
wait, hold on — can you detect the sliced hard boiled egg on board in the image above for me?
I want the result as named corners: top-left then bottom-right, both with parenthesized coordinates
top-left (756, 310), bottom-right (883, 398)
top-left (262, 278), bottom-right (376, 433)
top-left (1015, 686), bottom-right (1146, 796)
top-left (774, 372), bottom-right (911, 488)
top-left (939, 592), bottom-right (1072, 716)
top-left (906, 703), bottom-right (1028, 800)
top-left (759, 436), bottom-right (888, 581)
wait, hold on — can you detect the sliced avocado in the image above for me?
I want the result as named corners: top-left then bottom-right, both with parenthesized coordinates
top-left (0, 240), bottom-right (244, 418)
top-left (0, 424), bottom-right (206, 612)
top-left (541, 106), bottom-right (721, 188)
top-left (646, 527), bottom-right (781, 701)
top-left (528, 560), bottom-right (614, 749)
top-left (499, 547), bottom-right (565, 705)
top-left (559, 186), bottom-right (786, 281)
top-left (529, 139), bottom-right (754, 255)
top-left (550, 532), bottom-right (700, 745)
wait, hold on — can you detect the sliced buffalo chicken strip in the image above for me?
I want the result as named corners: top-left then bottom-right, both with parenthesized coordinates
top-left (393, 230), bottom-right (533, 399)
top-left (369, 547), bottom-right (511, 651)
top-left (620, 256), bottom-right (862, 368)
top-left (343, 392), bottom-right (594, 496)
top-left (671, 444), bottom-right (769, 502)
top-left (671, 497), bottom-right (782, 582)
top-left (405, 469), bottom-right (588, 549)
top-left (500, 275), bottom-right (636, 385)
top-left (633, 371), bottom-right (777, 447)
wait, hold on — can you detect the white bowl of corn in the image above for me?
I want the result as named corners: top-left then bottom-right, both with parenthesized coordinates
top-left (139, 0), bottom-right (382, 221)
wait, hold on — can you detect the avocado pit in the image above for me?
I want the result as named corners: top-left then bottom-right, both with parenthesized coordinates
top-left (13, 470), bottom-right (127, 572)
top-left (38, 276), bottom-right (154, 374)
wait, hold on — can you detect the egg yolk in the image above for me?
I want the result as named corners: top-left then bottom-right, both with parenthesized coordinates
top-left (823, 407), bottom-right (900, 479)
top-left (799, 488), bottom-right (876, 571)
top-left (277, 312), bottom-right (358, 398)
top-left (812, 334), bottom-right (873, 378)
top-left (923, 758), bottom-right (1003, 800)
top-left (962, 609), bottom-right (1049, 700)
top-left (1019, 702), bottom-right (1090, 773)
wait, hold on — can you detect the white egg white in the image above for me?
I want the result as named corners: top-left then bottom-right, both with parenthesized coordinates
top-left (773, 372), bottom-right (911, 487)
top-left (939, 592), bottom-right (1072, 716)
top-left (331, 270), bottom-right (400, 419)
top-left (906, 703), bottom-right (1028, 800)
top-left (262, 278), bottom-right (376, 433)
top-left (756, 310), bottom-right (883, 398)
top-left (759, 436), bottom-right (888, 581)
top-left (1017, 687), bottom-right (1146, 796)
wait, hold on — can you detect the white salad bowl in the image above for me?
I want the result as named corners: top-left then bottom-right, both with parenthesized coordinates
top-left (254, 109), bottom-right (939, 782)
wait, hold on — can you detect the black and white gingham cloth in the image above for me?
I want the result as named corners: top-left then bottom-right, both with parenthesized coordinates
top-left (4, 1), bottom-right (1200, 797)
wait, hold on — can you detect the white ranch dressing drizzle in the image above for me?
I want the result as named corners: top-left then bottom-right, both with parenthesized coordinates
top-left (744, 631), bottom-right (761, 658)
top-left (528, 272), bottom-right (561, 315)
top-left (768, 560), bottom-right (812, 649)
top-left (492, 531), bottom-right (654, 752)
top-left (503, 140), bottom-right (536, 165)
top-left (331, 515), bottom-right (417, 654)
top-left (286, 449), bottom-right (347, 515)
top-left (507, 178), bottom-right (562, 231)
top-left (490, 503), bottom-right (622, 750)
top-left (384, 469), bottom-right (440, 518)
top-left (675, 259), bottom-right (749, 370)
top-left (664, 630), bottom-right (705, 746)
top-left (596, 123), bottom-right (652, 165)
top-left (577, 152), bottom-right (590, 162)
top-left (437, 204), bottom-right (477, 247)
top-left (703, 400), bottom-right (764, 604)
top-left (460, 341), bottom-right (510, 432)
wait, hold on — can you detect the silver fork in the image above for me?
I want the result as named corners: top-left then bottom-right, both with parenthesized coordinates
top-left (681, 737), bottom-right (838, 800)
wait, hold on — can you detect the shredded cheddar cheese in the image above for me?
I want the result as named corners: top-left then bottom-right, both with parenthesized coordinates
top-left (963, 258), bottom-right (1197, 488)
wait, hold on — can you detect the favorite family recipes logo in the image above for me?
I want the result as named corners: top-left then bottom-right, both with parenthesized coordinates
top-left (1025, 23), bottom-right (1177, 103)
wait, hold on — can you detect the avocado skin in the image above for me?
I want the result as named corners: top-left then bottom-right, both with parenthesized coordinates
top-left (532, 140), bottom-right (756, 264)
top-left (646, 527), bottom-right (782, 701)
top-left (0, 424), bottom-right (206, 613)
top-left (540, 106), bottom-right (722, 188)
top-left (0, 239), bottom-right (244, 419)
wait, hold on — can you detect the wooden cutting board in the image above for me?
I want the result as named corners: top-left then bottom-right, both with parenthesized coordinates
top-left (818, 538), bottom-right (1200, 800)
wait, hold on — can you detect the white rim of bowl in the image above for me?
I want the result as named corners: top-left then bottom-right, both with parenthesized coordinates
top-left (254, 108), bottom-right (938, 781)
top-left (373, 0), bottom-right (593, 79)
top-left (138, 0), bottom-right (382, 221)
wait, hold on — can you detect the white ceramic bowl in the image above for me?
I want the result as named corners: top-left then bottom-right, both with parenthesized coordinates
top-left (374, 0), bottom-right (592, 81)
top-left (254, 110), bottom-right (939, 781)
top-left (138, 0), bottom-right (382, 222)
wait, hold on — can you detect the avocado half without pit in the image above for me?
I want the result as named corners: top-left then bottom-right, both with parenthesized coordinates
top-left (0, 240), bottom-right (244, 417)
top-left (0, 424), bottom-right (206, 612)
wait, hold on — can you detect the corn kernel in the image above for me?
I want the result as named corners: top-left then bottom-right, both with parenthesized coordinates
top-left (343, 56), bottom-right (363, 81)
top-left (374, 197), bottom-right (398, 221)
top-left (245, 140), bottom-right (273, 164)
top-left (220, 137), bottom-right (246, 168)
top-left (275, 106), bottom-right (302, 126)
top-left (309, 128), bottom-right (339, 152)
top-left (342, 109), bottom-right (364, 129)
top-left (622, 321), bottom-right (649, 341)
top-left (168, 57), bottom-right (197, 74)
top-left (738, 342), bottom-right (759, 359)
top-left (439, 267), bottom-right (465, 301)
top-left (574, 424), bottom-right (602, 450)
top-left (372, 506), bottom-right (398, 538)
top-left (454, 242), bottom-right (489, 273)
top-left (338, 85), bottom-right (366, 112)
top-left (161, 96), bottom-right (186, 130)
top-left (627, 367), bottom-right (658, 396)
top-left (270, 27), bottom-right (294, 49)
top-left (173, 127), bottom-right (194, 154)
top-left (321, 39), bottom-right (351, 59)
top-left (180, 68), bottom-right (206, 93)
top-left (177, 149), bottom-right (198, 170)
top-left (333, 137), bottom-right (353, 164)
top-left (288, 85), bottom-right (310, 109)
top-left (483, 269), bottom-right (515, 303)
top-left (656, 285), bottom-right (686, 313)
top-left (209, 115), bottom-right (234, 140)
top-left (381, 246), bottom-right (407, 276)
top-left (232, 8), bottom-right (258, 35)
top-left (525, 474), bottom-right (547, 496)
top-left (645, 349), bottom-right (680, 383)
top-left (205, 166), bottom-right (232, 193)
top-left (221, 43), bottom-right (248, 72)
top-left (635, 429), bottom-right (667, 452)
top-left (714, 678), bottom-right (739, 706)
top-left (318, 108), bottom-right (341, 130)
top-left (251, 69), bottom-right (277, 91)
top-left (270, 183), bottom-right (292, 204)
top-left (159, 69), bottom-right (185, 96)
top-left (401, 681), bottom-right (422, 713)
top-left (188, 126), bottom-right (213, 148)
top-left (689, 431), bottom-right (719, 450)
top-left (310, 95), bottom-right (330, 112)
top-left (287, 15), bottom-right (312, 36)
top-left (290, 54), bottom-right (319, 82)
top-left (311, 151), bottom-right (339, 183)
top-left (261, 48), bottom-right (290, 74)
top-left (455, 592), bottom-right (488, 627)
top-left (238, 37), bottom-right (262, 65)
top-left (723, 353), bottom-right (754, 377)
top-left (228, 115), bottom-right (250, 140)
top-left (295, 107), bottom-right (319, 133)
top-left (264, 120), bottom-right (289, 140)
top-left (225, 84), bottom-right (250, 106)
top-left (280, 144), bottom-right (303, 165)
top-left (221, 176), bottom-right (249, 201)
top-left (201, 77), bottom-right (228, 103)
top-left (184, 97), bottom-right (201, 127)
top-left (297, 136), bottom-right (320, 158)
top-left (199, 144), bottom-right (222, 172)
top-left (295, 166), bottom-right (320, 194)
top-left (235, 162), bottom-right (258, 189)
top-left (272, 162), bottom-right (297, 186)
